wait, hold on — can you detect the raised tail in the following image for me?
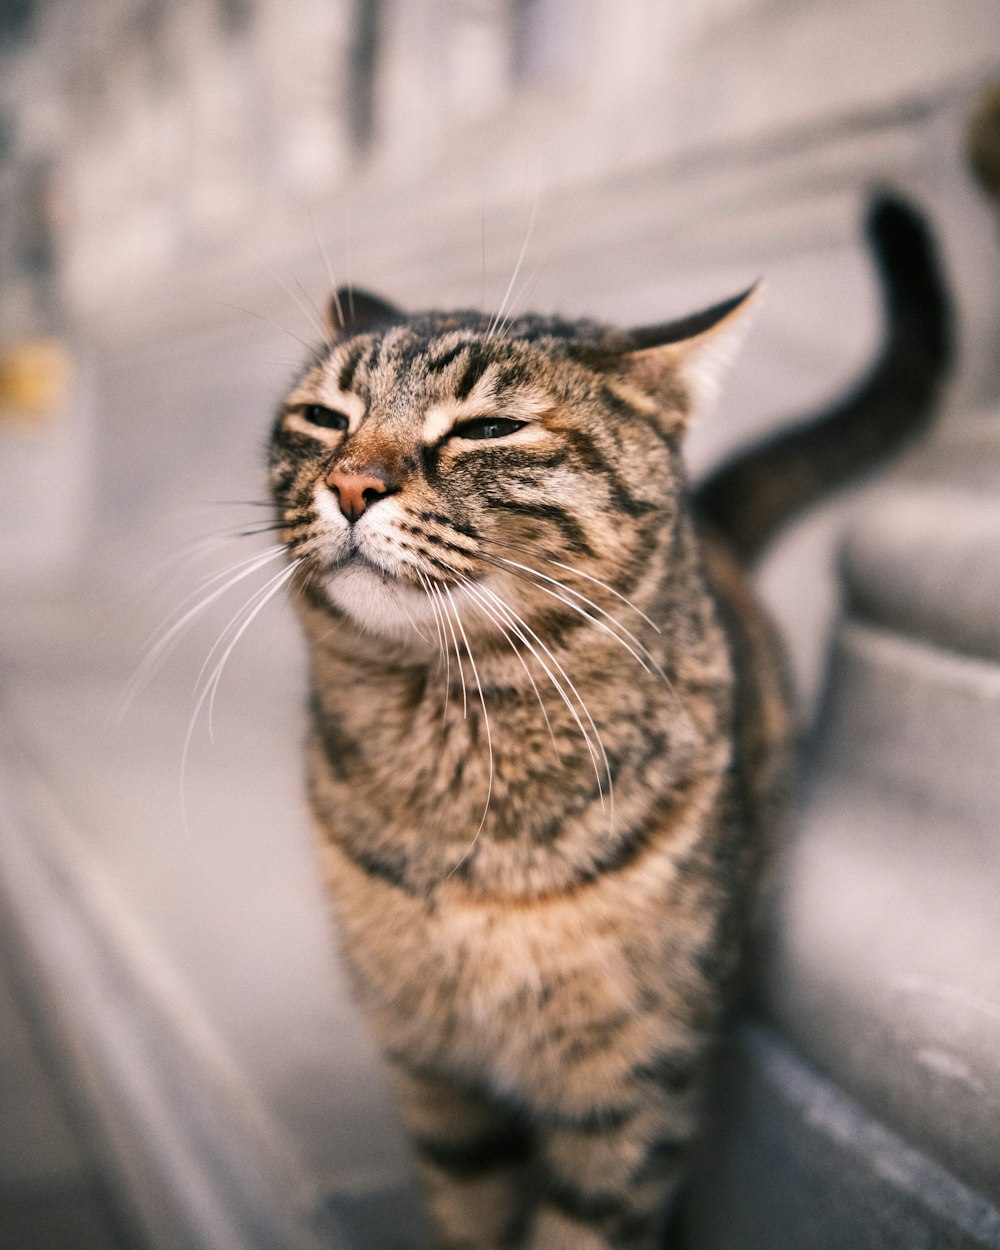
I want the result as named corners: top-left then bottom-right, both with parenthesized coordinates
top-left (694, 190), bottom-right (954, 564)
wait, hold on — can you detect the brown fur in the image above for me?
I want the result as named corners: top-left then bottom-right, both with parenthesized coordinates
top-left (267, 194), bottom-right (949, 1247)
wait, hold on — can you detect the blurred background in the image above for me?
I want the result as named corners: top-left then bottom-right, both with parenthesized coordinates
top-left (1, 2), bottom-right (999, 1248)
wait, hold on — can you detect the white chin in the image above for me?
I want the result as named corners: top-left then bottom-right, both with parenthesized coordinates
top-left (324, 562), bottom-right (439, 643)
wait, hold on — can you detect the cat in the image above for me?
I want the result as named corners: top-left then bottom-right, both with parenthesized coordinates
top-left (266, 190), bottom-right (950, 1250)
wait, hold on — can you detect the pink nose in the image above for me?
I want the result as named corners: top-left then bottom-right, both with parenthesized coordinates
top-left (325, 468), bottom-right (390, 522)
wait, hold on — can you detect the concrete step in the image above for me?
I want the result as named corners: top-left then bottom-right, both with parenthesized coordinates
top-left (766, 766), bottom-right (1000, 1208)
top-left (844, 481), bottom-right (1000, 665)
top-left (813, 618), bottom-right (1000, 829)
top-left (761, 610), bottom-right (1000, 1207)
top-left (690, 1021), bottom-right (1000, 1250)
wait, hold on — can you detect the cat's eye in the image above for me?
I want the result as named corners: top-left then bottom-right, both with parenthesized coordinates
top-left (299, 404), bottom-right (349, 431)
top-left (450, 416), bottom-right (526, 441)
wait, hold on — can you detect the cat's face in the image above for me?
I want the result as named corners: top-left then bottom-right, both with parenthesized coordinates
top-left (268, 289), bottom-right (753, 645)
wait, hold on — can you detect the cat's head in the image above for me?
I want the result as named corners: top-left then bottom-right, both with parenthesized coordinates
top-left (268, 285), bottom-right (757, 645)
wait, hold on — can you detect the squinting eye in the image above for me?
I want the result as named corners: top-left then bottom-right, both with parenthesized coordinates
top-left (300, 404), bottom-right (349, 431)
top-left (451, 417), bottom-right (526, 441)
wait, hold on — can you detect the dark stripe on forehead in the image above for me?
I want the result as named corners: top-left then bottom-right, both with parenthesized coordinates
top-left (425, 342), bottom-right (468, 374)
top-left (395, 337), bottom-right (432, 371)
top-left (337, 345), bottom-right (365, 393)
top-left (456, 345), bottom-right (490, 399)
top-left (494, 362), bottom-right (530, 392)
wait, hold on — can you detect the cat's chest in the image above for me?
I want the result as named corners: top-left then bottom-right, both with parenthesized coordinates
top-left (312, 658), bottom-right (704, 814)
top-left (320, 830), bottom-right (711, 1085)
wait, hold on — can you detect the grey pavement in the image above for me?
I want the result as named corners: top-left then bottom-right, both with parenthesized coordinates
top-left (0, 945), bottom-right (138, 1250)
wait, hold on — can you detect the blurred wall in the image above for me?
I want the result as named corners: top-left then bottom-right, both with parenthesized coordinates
top-left (1, 0), bottom-right (997, 327)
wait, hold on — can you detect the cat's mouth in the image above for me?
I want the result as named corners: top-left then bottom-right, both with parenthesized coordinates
top-left (322, 544), bottom-right (469, 643)
top-left (322, 526), bottom-right (392, 578)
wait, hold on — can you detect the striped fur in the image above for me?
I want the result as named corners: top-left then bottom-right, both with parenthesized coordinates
top-left (267, 193), bottom-right (948, 1249)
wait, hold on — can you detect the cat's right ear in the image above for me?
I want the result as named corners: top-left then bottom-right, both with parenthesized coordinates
top-left (624, 283), bottom-right (763, 424)
top-left (327, 287), bottom-right (404, 338)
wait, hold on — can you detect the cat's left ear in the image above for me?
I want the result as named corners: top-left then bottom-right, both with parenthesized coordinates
top-left (624, 282), bottom-right (763, 425)
top-left (326, 287), bottom-right (404, 338)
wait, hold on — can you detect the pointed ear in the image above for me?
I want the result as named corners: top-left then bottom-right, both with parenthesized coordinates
top-left (326, 287), bottom-right (404, 337)
top-left (625, 282), bottom-right (763, 423)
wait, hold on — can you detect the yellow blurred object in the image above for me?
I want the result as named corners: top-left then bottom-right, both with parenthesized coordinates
top-left (0, 339), bottom-right (72, 424)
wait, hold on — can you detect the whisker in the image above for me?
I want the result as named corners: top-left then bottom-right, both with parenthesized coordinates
top-left (236, 240), bottom-right (330, 347)
top-left (480, 534), bottom-right (661, 632)
top-left (209, 500), bottom-right (277, 509)
top-left (417, 570), bottom-right (451, 725)
top-left (459, 579), bottom-right (561, 760)
top-left (549, 559), bottom-right (663, 633)
top-left (431, 583), bottom-right (468, 720)
top-left (486, 553), bottom-right (663, 678)
top-left (308, 205), bottom-right (344, 332)
top-left (180, 559), bottom-right (302, 831)
top-left (135, 528), bottom-right (264, 596)
top-left (293, 275), bottom-right (330, 345)
top-left (203, 560), bottom-right (302, 740)
top-left (488, 182), bottom-right (540, 339)
top-left (479, 547), bottom-right (691, 732)
top-left (442, 586), bottom-right (494, 878)
top-left (492, 242), bottom-right (557, 342)
top-left (394, 586), bottom-right (434, 646)
top-left (477, 584), bottom-right (612, 817)
top-left (193, 557), bottom-right (300, 741)
top-left (480, 203), bottom-right (487, 315)
top-left (117, 545), bottom-right (288, 721)
top-left (205, 301), bottom-right (314, 352)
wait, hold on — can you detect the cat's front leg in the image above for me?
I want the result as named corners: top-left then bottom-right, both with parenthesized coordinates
top-left (388, 1061), bottom-right (537, 1250)
top-left (526, 1076), bottom-right (700, 1250)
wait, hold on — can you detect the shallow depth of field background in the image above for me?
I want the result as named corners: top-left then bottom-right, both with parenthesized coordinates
top-left (1, 3), bottom-right (999, 1250)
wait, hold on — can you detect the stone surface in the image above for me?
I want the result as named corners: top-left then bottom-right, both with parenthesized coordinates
top-left (691, 1023), bottom-right (1000, 1250)
top-left (765, 621), bottom-right (1000, 1205)
top-left (844, 481), bottom-right (1000, 664)
top-left (0, 950), bottom-right (138, 1248)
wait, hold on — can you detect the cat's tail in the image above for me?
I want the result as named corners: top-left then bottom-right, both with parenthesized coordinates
top-left (694, 189), bottom-right (954, 565)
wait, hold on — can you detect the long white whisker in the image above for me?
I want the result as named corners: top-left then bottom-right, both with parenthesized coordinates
top-left (394, 587), bottom-right (433, 646)
top-left (180, 560), bottom-right (302, 830)
top-left (417, 571), bottom-right (451, 724)
top-left (117, 545), bottom-right (288, 721)
top-left (481, 536), bottom-right (662, 632)
top-left (135, 519), bottom-right (286, 601)
top-left (460, 580), bottom-right (561, 760)
top-left (488, 552), bottom-right (691, 731)
top-left (293, 275), bottom-right (331, 345)
top-left (480, 203), bottom-right (487, 315)
top-left (203, 560), bottom-right (302, 738)
top-left (206, 301), bottom-right (314, 352)
top-left (550, 560), bottom-right (662, 633)
top-left (237, 241), bottom-right (329, 347)
top-left (309, 204), bottom-right (344, 332)
top-left (442, 587), bottom-right (494, 878)
top-left (432, 583), bottom-right (468, 720)
top-left (478, 584), bottom-right (612, 817)
top-left (488, 183), bottom-right (540, 338)
top-left (194, 558), bottom-right (301, 740)
top-left (495, 557), bottom-right (665, 670)
top-left (490, 554), bottom-right (663, 677)
top-left (492, 243), bottom-right (556, 342)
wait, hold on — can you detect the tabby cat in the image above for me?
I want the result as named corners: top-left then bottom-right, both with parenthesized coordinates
top-left (267, 192), bottom-right (950, 1250)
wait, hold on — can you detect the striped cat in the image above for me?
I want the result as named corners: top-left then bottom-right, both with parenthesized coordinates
top-left (268, 192), bottom-right (950, 1250)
